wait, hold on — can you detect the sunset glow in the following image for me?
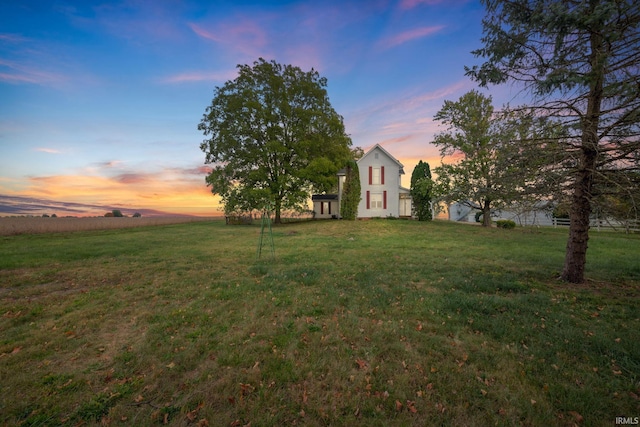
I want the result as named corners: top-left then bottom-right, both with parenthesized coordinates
top-left (0, 0), bottom-right (522, 217)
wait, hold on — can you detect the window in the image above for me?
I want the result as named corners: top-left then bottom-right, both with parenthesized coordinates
top-left (368, 166), bottom-right (385, 185)
top-left (320, 201), bottom-right (332, 215)
top-left (372, 167), bottom-right (380, 185)
top-left (366, 191), bottom-right (387, 210)
top-left (370, 193), bottom-right (383, 209)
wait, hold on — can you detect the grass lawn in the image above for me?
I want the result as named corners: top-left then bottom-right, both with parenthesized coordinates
top-left (1, 219), bottom-right (638, 426)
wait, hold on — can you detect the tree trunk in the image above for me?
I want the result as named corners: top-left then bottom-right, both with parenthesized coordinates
top-left (274, 198), bottom-right (282, 224)
top-left (561, 151), bottom-right (596, 283)
top-left (482, 200), bottom-right (492, 227)
top-left (561, 18), bottom-right (604, 284)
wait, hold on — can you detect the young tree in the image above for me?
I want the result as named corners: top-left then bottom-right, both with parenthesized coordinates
top-left (199, 58), bottom-right (352, 223)
top-left (340, 160), bottom-right (361, 220)
top-left (466, 0), bottom-right (640, 283)
top-left (410, 160), bottom-right (434, 221)
top-left (432, 90), bottom-right (529, 227)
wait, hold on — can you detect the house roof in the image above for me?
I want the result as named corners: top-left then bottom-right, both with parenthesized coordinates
top-left (358, 143), bottom-right (405, 175)
top-left (311, 194), bottom-right (339, 201)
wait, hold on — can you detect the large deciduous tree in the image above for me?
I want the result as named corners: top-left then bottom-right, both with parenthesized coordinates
top-left (199, 58), bottom-right (352, 223)
top-left (410, 160), bottom-right (434, 221)
top-left (432, 90), bottom-right (531, 227)
top-left (466, 0), bottom-right (640, 283)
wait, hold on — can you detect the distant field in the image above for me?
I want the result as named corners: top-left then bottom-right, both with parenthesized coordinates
top-left (1, 219), bottom-right (638, 426)
top-left (0, 216), bottom-right (222, 236)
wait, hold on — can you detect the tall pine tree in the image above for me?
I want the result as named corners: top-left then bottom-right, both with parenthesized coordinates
top-left (340, 160), bottom-right (361, 220)
top-left (410, 161), bottom-right (433, 221)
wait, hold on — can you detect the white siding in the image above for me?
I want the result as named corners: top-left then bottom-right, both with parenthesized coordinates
top-left (357, 146), bottom-right (402, 218)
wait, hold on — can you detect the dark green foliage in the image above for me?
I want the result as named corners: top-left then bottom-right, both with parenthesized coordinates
top-left (410, 160), bottom-right (433, 221)
top-left (340, 160), bottom-right (361, 220)
top-left (496, 219), bottom-right (516, 229)
top-left (466, 0), bottom-right (640, 283)
top-left (198, 58), bottom-right (352, 223)
top-left (112, 210), bottom-right (123, 218)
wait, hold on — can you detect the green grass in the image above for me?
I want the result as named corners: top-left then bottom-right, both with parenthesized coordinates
top-left (0, 219), bottom-right (638, 426)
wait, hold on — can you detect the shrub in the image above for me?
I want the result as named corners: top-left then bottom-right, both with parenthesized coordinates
top-left (104, 212), bottom-right (114, 217)
top-left (112, 210), bottom-right (124, 217)
top-left (496, 219), bottom-right (516, 229)
top-left (133, 212), bottom-right (142, 218)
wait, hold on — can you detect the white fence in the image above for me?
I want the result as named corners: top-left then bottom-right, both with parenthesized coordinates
top-left (551, 217), bottom-right (640, 233)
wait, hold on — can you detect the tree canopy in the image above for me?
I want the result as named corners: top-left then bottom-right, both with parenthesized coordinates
top-left (466, 0), bottom-right (640, 283)
top-left (410, 160), bottom-right (434, 221)
top-left (199, 58), bottom-right (352, 223)
top-left (432, 90), bottom-right (540, 227)
top-left (340, 160), bottom-right (361, 220)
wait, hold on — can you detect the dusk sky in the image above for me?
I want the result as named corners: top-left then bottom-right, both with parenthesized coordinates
top-left (0, 0), bottom-right (525, 217)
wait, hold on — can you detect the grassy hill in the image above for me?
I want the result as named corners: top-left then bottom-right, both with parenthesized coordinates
top-left (1, 219), bottom-right (638, 426)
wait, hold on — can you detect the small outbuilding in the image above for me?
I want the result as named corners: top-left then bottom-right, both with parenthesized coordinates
top-left (312, 194), bottom-right (339, 219)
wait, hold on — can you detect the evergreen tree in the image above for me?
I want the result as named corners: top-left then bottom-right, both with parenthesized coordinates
top-left (466, 0), bottom-right (640, 282)
top-left (340, 160), bottom-right (361, 220)
top-left (410, 160), bottom-right (433, 221)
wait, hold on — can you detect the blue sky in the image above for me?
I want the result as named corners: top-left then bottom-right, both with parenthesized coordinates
top-left (0, 0), bottom-right (519, 216)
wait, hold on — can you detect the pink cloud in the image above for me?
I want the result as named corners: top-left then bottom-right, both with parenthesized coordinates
top-left (399, 0), bottom-right (451, 10)
top-left (20, 165), bottom-right (220, 214)
top-left (189, 21), bottom-right (269, 58)
top-left (34, 148), bottom-right (61, 154)
top-left (378, 26), bottom-right (445, 49)
top-left (0, 59), bottom-right (66, 86)
top-left (161, 69), bottom-right (238, 84)
top-left (378, 135), bottom-right (414, 146)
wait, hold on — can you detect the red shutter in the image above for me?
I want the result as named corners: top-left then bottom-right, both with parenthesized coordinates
top-left (369, 166), bottom-right (372, 185)
top-left (381, 166), bottom-right (385, 185)
top-left (366, 191), bottom-right (370, 209)
top-left (383, 191), bottom-right (387, 209)
top-left (320, 202), bottom-right (324, 215)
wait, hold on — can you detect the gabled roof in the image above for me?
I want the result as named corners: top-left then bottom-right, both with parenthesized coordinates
top-left (358, 143), bottom-right (405, 174)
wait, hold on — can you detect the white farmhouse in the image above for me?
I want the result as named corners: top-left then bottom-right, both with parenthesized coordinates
top-left (312, 144), bottom-right (412, 219)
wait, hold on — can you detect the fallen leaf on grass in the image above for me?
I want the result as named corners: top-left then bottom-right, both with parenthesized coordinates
top-left (568, 411), bottom-right (583, 423)
top-left (395, 400), bottom-right (403, 411)
top-left (355, 359), bottom-right (368, 370)
top-left (186, 402), bottom-right (204, 422)
top-left (406, 400), bottom-right (417, 413)
top-left (166, 362), bottom-right (175, 369)
top-left (240, 383), bottom-right (255, 395)
top-left (11, 347), bottom-right (22, 354)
